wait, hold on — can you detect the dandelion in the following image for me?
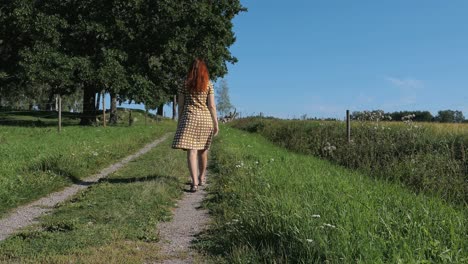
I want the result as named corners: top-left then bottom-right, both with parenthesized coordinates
top-left (255, 161), bottom-right (259, 165)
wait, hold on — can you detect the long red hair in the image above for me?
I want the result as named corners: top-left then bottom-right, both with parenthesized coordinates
top-left (186, 58), bottom-right (210, 93)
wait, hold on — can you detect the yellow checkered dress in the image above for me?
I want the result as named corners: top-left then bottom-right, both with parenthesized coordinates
top-left (172, 82), bottom-right (215, 150)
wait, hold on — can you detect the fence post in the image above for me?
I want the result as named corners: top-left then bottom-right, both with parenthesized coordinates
top-left (346, 110), bottom-right (351, 143)
top-left (58, 95), bottom-right (62, 133)
top-left (145, 107), bottom-right (148, 126)
top-left (128, 109), bottom-right (133, 126)
top-left (102, 91), bottom-right (106, 127)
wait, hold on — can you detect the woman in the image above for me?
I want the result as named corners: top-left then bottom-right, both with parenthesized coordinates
top-left (172, 58), bottom-right (219, 192)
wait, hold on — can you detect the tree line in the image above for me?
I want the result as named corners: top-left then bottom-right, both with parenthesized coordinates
top-left (351, 110), bottom-right (466, 123)
top-left (0, 0), bottom-right (245, 124)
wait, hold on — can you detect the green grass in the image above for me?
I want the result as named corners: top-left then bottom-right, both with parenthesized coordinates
top-left (199, 127), bottom-right (468, 263)
top-left (231, 118), bottom-right (468, 205)
top-left (0, 137), bottom-right (190, 263)
top-left (0, 110), bottom-right (175, 216)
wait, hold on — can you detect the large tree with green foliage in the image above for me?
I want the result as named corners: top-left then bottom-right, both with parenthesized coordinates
top-left (1, 0), bottom-right (245, 124)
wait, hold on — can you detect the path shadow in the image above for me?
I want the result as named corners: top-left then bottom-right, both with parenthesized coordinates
top-left (0, 111), bottom-right (82, 127)
top-left (99, 174), bottom-right (179, 185)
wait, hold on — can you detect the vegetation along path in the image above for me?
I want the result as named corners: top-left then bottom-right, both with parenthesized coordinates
top-left (0, 133), bottom-right (170, 241)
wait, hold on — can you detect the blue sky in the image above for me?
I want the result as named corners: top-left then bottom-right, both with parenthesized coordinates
top-left (220, 0), bottom-right (468, 119)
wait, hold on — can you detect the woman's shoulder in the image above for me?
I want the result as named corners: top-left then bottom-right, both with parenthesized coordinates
top-left (207, 81), bottom-right (214, 94)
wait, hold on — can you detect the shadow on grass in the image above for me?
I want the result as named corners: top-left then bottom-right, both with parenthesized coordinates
top-left (99, 174), bottom-right (179, 185)
top-left (0, 111), bottom-right (82, 127)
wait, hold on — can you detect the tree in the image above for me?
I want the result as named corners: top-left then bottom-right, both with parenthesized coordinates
top-left (216, 79), bottom-right (234, 117)
top-left (388, 111), bottom-right (433, 122)
top-left (1, 0), bottom-right (246, 125)
top-left (436, 110), bottom-right (461, 123)
top-left (454, 111), bottom-right (465, 123)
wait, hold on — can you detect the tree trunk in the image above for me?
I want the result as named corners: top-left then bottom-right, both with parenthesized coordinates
top-left (109, 92), bottom-right (118, 125)
top-left (172, 95), bottom-right (177, 120)
top-left (95, 92), bottom-right (101, 110)
top-left (80, 86), bottom-right (97, 125)
top-left (157, 103), bottom-right (164, 117)
top-left (47, 94), bottom-right (55, 111)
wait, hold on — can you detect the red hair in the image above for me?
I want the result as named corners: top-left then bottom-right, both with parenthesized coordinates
top-left (186, 58), bottom-right (209, 93)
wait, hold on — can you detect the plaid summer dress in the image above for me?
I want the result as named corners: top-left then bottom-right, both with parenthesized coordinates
top-left (172, 82), bottom-right (215, 150)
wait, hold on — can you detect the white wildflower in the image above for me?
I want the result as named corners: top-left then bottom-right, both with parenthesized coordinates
top-left (306, 239), bottom-right (313, 243)
top-left (311, 214), bottom-right (321, 218)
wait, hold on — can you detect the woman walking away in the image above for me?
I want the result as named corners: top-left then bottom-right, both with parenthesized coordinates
top-left (172, 58), bottom-right (219, 192)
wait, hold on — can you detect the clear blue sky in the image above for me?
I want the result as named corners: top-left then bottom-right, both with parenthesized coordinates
top-left (220, 0), bottom-right (468, 119)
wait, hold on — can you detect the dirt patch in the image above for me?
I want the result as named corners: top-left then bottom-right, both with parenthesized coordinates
top-left (155, 183), bottom-right (210, 264)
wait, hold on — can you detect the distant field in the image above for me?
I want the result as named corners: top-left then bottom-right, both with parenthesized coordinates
top-left (231, 118), bottom-right (468, 205)
top-left (200, 127), bottom-right (468, 263)
top-left (0, 110), bottom-right (176, 216)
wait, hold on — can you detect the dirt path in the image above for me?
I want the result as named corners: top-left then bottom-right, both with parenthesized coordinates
top-left (156, 182), bottom-right (210, 264)
top-left (0, 133), bottom-right (171, 241)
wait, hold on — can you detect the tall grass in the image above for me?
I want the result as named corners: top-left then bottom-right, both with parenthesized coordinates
top-left (200, 127), bottom-right (468, 263)
top-left (0, 111), bottom-right (175, 216)
top-left (231, 118), bottom-right (468, 205)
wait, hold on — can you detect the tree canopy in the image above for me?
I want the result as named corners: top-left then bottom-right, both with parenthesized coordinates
top-left (0, 0), bottom-right (246, 123)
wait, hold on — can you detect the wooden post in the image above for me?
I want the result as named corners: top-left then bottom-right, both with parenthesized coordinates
top-left (128, 109), bottom-right (133, 126)
top-left (102, 91), bottom-right (106, 127)
top-left (145, 107), bottom-right (148, 126)
top-left (346, 110), bottom-right (351, 143)
top-left (58, 95), bottom-right (62, 133)
top-left (172, 94), bottom-right (177, 120)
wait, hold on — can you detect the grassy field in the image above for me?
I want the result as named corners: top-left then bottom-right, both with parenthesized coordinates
top-left (199, 127), bottom-right (468, 263)
top-left (0, 110), bottom-right (175, 216)
top-left (231, 118), bottom-right (468, 205)
top-left (0, 138), bottom-right (190, 263)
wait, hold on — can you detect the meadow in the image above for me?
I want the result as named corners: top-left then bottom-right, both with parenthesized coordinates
top-left (231, 117), bottom-right (468, 205)
top-left (199, 127), bottom-right (468, 263)
top-left (0, 138), bottom-right (189, 263)
top-left (0, 110), bottom-right (175, 216)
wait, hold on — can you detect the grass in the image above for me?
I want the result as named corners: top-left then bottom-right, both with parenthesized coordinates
top-left (231, 118), bottom-right (468, 205)
top-left (0, 110), bottom-right (175, 216)
top-left (198, 127), bottom-right (468, 263)
top-left (0, 137), bottom-right (190, 263)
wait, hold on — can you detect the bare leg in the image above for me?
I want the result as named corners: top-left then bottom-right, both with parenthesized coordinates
top-left (187, 150), bottom-right (198, 187)
top-left (198, 149), bottom-right (208, 185)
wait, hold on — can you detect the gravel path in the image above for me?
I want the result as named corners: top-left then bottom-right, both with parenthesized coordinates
top-left (0, 133), bottom-right (171, 241)
top-left (156, 182), bottom-right (210, 264)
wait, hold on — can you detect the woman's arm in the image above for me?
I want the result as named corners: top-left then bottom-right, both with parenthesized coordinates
top-left (207, 93), bottom-right (219, 136)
